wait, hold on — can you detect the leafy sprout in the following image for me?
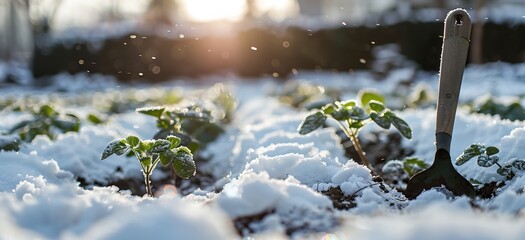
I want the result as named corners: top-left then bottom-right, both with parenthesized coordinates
top-left (101, 135), bottom-right (195, 197)
top-left (7, 104), bottom-right (80, 142)
top-left (456, 144), bottom-right (525, 180)
top-left (298, 90), bottom-right (412, 171)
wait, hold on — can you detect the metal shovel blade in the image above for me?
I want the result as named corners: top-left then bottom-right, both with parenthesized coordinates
top-left (404, 149), bottom-right (476, 199)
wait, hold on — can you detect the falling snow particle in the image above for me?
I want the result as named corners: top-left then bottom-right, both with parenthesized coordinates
top-left (130, 35), bottom-right (137, 39)
top-left (371, 41), bottom-right (376, 45)
top-left (251, 47), bottom-right (258, 51)
top-left (78, 60), bottom-right (84, 65)
top-left (359, 59), bottom-right (367, 64)
top-left (342, 22), bottom-right (347, 26)
top-left (282, 41), bottom-right (290, 48)
top-left (272, 72), bottom-right (279, 78)
top-left (179, 34), bottom-right (185, 39)
top-left (139, 73), bottom-right (144, 76)
top-left (152, 57), bottom-right (156, 60)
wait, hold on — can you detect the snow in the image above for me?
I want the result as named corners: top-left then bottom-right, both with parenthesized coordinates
top-left (2, 62), bottom-right (525, 239)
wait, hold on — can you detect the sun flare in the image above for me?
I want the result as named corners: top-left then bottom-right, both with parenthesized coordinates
top-left (179, 0), bottom-right (247, 22)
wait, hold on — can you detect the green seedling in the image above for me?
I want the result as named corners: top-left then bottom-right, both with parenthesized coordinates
top-left (382, 157), bottom-right (428, 177)
top-left (298, 90), bottom-right (412, 170)
top-left (472, 98), bottom-right (525, 121)
top-left (101, 135), bottom-right (196, 197)
top-left (275, 81), bottom-right (341, 110)
top-left (137, 104), bottom-right (223, 152)
top-left (456, 144), bottom-right (525, 180)
top-left (8, 104), bottom-right (80, 142)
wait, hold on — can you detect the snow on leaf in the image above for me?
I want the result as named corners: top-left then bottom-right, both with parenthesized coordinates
top-left (477, 155), bottom-right (499, 167)
top-left (382, 160), bottom-right (404, 174)
top-left (166, 135), bottom-right (181, 148)
top-left (298, 112), bottom-right (327, 135)
top-left (456, 144), bottom-right (484, 165)
top-left (150, 139), bottom-right (171, 153)
top-left (497, 164), bottom-right (514, 177)
top-left (511, 159), bottom-right (525, 170)
top-left (101, 139), bottom-right (129, 160)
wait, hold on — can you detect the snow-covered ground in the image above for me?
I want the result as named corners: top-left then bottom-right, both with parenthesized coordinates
top-left (2, 62), bottom-right (525, 239)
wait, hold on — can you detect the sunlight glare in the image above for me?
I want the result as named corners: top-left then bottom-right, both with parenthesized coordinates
top-left (180, 0), bottom-right (247, 22)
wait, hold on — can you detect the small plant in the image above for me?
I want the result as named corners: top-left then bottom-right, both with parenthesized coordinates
top-left (456, 144), bottom-right (525, 180)
top-left (382, 157), bottom-right (429, 178)
top-left (275, 81), bottom-right (341, 110)
top-left (7, 104), bottom-right (80, 142)
top-left (101, 135), bottom-right (196, 197)
top-left (137, 105), bottom-right (223, 152)
top-left (472, 97), bottom-right (525, 121)
top-left (298, 90), bottom-right (412, 170)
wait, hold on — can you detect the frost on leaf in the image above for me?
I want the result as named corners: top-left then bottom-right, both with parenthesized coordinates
top-left (150, 139), bottom-right (171, 153)
top-left (456, 144), bottom-right (484, 165)
top-left (298, 112), bottom-right (327, 135)
top-left (101, 139), bottom-right (129, 160)
top-left (497, 164), bottom-right (514, 177)
top-left (477, 155), bottom-right (499, 167)
top-left (511, 159), bottom-right (525, 170)
top-left (382, 160), bottom-right (404, 174)
top-left (172, 152), bottom-right (196, 178)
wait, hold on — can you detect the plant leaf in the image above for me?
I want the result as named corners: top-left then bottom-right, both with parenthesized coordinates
top-left (172, 151), bottom-right (196, 179)
top-left (125, 135), bottom-right (140, 148)
top-left (87, 114), bottom-right (104, 124)
top-left (390, 114), bottom-right (412, 139)
top-left (139, 156), bottom-right (152, 167)
top-left (497, 164), bottom-right (514, 178)
top-left (52, 119), bottom-right (80, 133)
top-left (456, 144), bottom-right (484, 165)
top-left (136, 106), bottom-right (166, 118)
top-left (359, 90), bottom-right (385, 109)
top-left (159, 150), bottom-right (176, 166)
top-left (369, 100), bottom-right (386, 112)
top-left (40, 105), bottom-right (58, 118)
top-left (298, 112), bottom-right (327, 135)
top-left (101, 139), bottom-right (129, 160)
top-left (348, 106), bottom-right (369, 120)
top-left (330, 108), bottom-right (351, 121)
top-left (151, 139), bottom-right (171, 153)
top-left (477, 155), bottom-right (499, 167)
top-left (485, 146), bottom-right (499, 156)
top-left (166, 135), bottom-right (182, 148)
top-left (370, 112), bottom-right (391, 129)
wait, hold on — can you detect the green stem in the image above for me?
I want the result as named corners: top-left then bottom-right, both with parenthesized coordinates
top-left (336, 120), bottom-right (373, 172)
top-left (144, 169), bottom-right (153, 197)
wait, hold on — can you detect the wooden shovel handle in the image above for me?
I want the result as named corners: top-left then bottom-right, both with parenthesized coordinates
top-left (436, 9), bottom-right (472, 136)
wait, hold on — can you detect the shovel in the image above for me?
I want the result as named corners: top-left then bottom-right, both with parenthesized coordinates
top-left (404, 9), bottom-right (476, 199)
